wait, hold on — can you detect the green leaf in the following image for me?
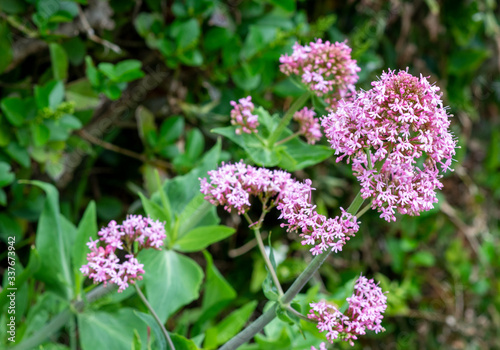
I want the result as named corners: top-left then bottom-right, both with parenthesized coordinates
top-left (448, 48), bottom-right (491, 75)
top-left (0, 162), bottom-right (15, 187)
top-left (134, 311), bottom-right (167, 350)
top-left (409, 251), bottom-right (436, 267)
top-left (176, 194), bottom-right (218, 238)
top-left (232, 64), bottom-right (261, 90)
top-left (203, 301), bottom-right (258, 349)
top-left (49, 43), bottom-right (68, 81)
top-left (114, 60), bottom-right (145, 82)
top-left (171, 334), bottom-right (199, 350)
top-left (174, 225), bottom-right (235, 252)
top-left (136, 105), bottom-right (157, 148)
top-left (201, 250), bottom-right (237, 316)
top-left (185, 128), bottom-right (204, 161)
top-left (141, 249), bottom-right (204, 322)
top-left (61, 36), bottom-right (86, 65)
top-left (78, 308), bottom-right (149, 350)
top-left (96, 196), bottom-right (122, 221)
top-left (72, 201), bottom-right (97, 292)
top-left (85, 56), bottom-right (101, 87)
top-left (5, 142), bottom-right (30, 167)
top-left (0, 22), bottom-right (13, 73)
top-left (158, 116), bottom-right (184, 145)
top-left (65, 79), bottom-right (100, 110)
top-left (30, 123), bottom-right (51, 147)
top-left (1, 97), bottom-right (25, 126)
top-left (268, 0), bottom-right (295, 12)
top-left (0, 246), bottom-right (40, 311)
top-left (0, 119), bottom-right (11, 146)
top-left (35, 80), bottom-right (65, 109)
top-left (278, 137), bottom-right (333, 171)
top-left (21, 180), bottom-right (72, 299)
top-left (138, 192), bottom-right (171, 234)
top-left (171, 18), bottom-right (200, 49)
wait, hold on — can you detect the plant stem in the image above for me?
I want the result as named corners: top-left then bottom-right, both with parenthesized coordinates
top-left (219, 305), bottom-right (277, 350)
top-left (221, 194), bottom-right (365, 349)
top-left (243, 213), bottom-right (284, 296)
top-left (275, 131), bottom-right (301, 146)
top-left (268, 93), bottom-right (310, 147)
top-left (134, 283), bottom-right (176, 350)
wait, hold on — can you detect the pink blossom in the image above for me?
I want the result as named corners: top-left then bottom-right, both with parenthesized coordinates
top-left (311, 343), bottom-right (328, 350)
top-left (80, 215), bottom-right (166, 292)
top-left (230, 96), bottom-right (259, 134)
top-left (279, 39), bottom-right (360, 110)
top-left (309, 275), bottom-right (387, 346)
top-left (322, 69), bottom-right (457, 222)
top-left (293, 107), bottom-right (322, 144)
top-left (199, 161), bottom-right (359, 254)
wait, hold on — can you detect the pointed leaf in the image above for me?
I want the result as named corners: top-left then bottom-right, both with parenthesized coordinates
top-left (174, 225), bottom-right (235, 252)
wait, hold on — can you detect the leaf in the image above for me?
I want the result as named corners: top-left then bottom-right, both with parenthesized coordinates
top-left (448, 48), bottom-right (490, 75)
top-left (176, 194), bottom-right (218, 238)
top-left (0, 246), bottom-right (40, 311)
top-left (201, 250), bottom-right (237, 316)
top-left (174, 225), bottom-right (235, 252)
top-left (49, 43), bottom-right (68, 81)
top-left (65, 79), bottom-right (100, 110)
top-left (171, 334), bottom-right (199, 350)
top-left (0, 22), bottom-right (12, 73)
top-left (203, 301), bottom-right (258, 349)
top-left (278, 137), bottom-right (333, 171)
top-left (158, 116), bottom-right (184, 145)
top-left (136, 105), bottom-right (157, 148)
top-left (114, 60), bottom-right (145, 82)
top-left (96, 196), bottom-right (122, 221)
top-left (21, 180), bottom-right (73, 299)
top-left (30, 123), bottom-right (51, 147)
top-left (134, 311), bottom-right (167, 350)
top-left (171, 18), bottom-right (200, 49)
top-left (78, 308), bottom-right (149, 350)
top-left (34, 80), bottom-right (65, 109)
top-left (185, 128), bottom-right (204, 162)
top-left (232, 64), bottom-right (261, 90)
top-left (141, 249), bottom-right (204, 322)
top-left (0, 162), bottom-right (15, 187)
top-left (61, 36), bottom-right (86, 65)
top-left (268, 0), bottom-right (295, 12)
top-left (5, 142), bottom-right (30, 167)
top-left (72, 201), bottom-right (97, 292)
top-left (1, 97), bottom-right (25, 126)
top-left (138, 192), bottom-right (171, 223)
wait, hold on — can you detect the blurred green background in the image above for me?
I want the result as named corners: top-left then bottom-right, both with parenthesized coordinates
top-left (0, 0), bottom-right (499, 349)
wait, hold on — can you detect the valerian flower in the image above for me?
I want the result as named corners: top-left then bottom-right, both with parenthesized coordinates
top-left (309, 276), bottom-right (387, 346)
top-left (279, 39), bottom-right (360, 110)
top-left (80, 215), bottom-right (166, 292)
top-left (230, 96), bottom-right (259, 134)
top-left (322, 69), bottom-right (457, 222)
top-left (200, 161), bottom-right (359, 255)
top-left (293, 107), bottom-right (322, 144)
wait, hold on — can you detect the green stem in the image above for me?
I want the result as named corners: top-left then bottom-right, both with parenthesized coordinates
top-left (275, 131), bottom-right (301, 146)
top-left (11, 284), bottom-right (116, 350)
top-left (285, 305), bottom-right (315, 323)
top-left (134, 284), bottom-right (176, 350)
top-left (268, 93), bottom-right (310, 147)
top-left (221, 194), bottom-right (365, 349)
top-left (243, 213), bottom-right (284, 296)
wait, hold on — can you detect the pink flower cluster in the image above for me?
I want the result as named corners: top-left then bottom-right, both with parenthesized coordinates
top-left (279, 39), bottom-right (360, 109)
top-left (199, 161), bottom-right (359, 255)
top-left (293, 107), bottom-right (322, 144)
top-left (322, 69), bottom-right (457, 222)
top-left (311, 343), bottom-right (327, 350)
top-left (80, 215), bottom-right (166, 292)
top-left (309, 276), bottom-right (387, 346)
top-left (230, 96), bottom-right (259, 134)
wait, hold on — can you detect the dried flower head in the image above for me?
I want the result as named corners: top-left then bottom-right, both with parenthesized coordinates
top-left (322, 69), bottom-right (457, 222)
top-left (230, 96), bottom-right (259, 134)
top-left (279, 39), bottom-right (360, 109)
top-left (309, 276), bottom-right (387, 346)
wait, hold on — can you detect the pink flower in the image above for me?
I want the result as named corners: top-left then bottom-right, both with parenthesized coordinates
top-left (293, 107), bottom-right (322, 144)
top-left (80, 215), bottom-right (166, 292)
top-left (322, 69), bottom-right (457, 222)
top-left (279, 39), bottom-right (360, 110)
top-left (200, 161), bottom-right (359, 254)
top-left (230, 96), bottom-right (259, 134)
top-left (311, 343), bottom-right (328, 350)
top-left (309, 276), bottom-right (387, 346)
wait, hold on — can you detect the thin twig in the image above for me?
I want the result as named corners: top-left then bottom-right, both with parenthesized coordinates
top-left (78, 6), bottom-right (122, 54)
top-left (134, 284), bottom-right (176, 350)
top-left (0, 13), bottom-right (39, 38)
top-left (228, 232), bottom-right (268, 258)
top-left (243, 212), bottom-right (284, 296)
top-left (77, 130), bottom-right (172, 170)
top-left (275, 131), bottom-right (301, 146)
